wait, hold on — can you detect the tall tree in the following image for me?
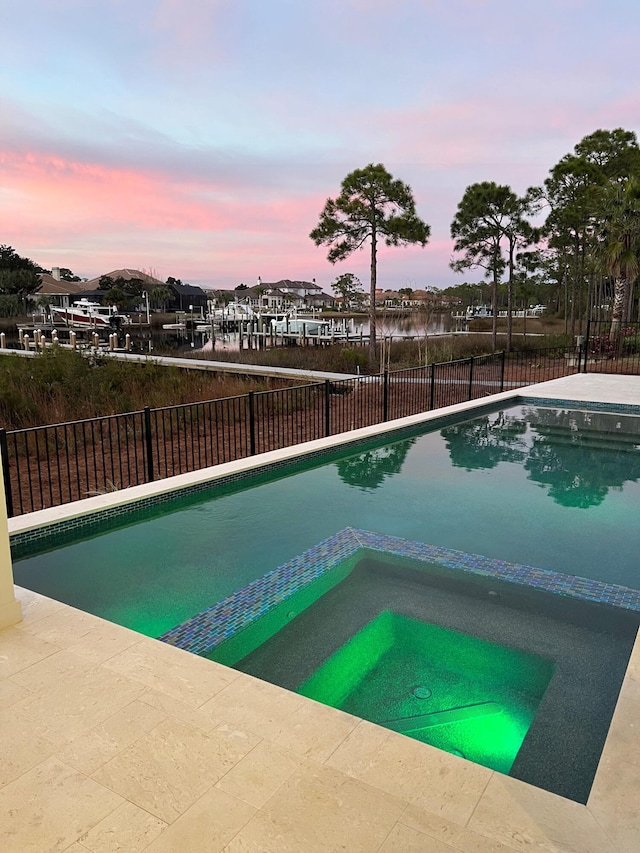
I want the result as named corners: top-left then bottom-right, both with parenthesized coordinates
top-left (100, 275), bottom-right (144, 308)
top-left (450, 183), bottom-right (506, 349)
top-left (451, 183), bottom-right (540, 350)
top-left (0, 245), bottom-right (45, 274)
top-left (150, 285), bottom-right (172, 313)
top-left (574, 128), bottom-right (640, 177)
top-left (544, 154), bottom-right (604, 337)
top-left (500, 190), bottom-right (541, 349)
top-left (543, 129), bottom-right (640, 335)
top-left (0, 245), bottom-right (43, 305)
top-left (59, 267), bottom-right (81, 282)
top-left (310, 163), bottom-right (430, 362)
top-left (596, 177), bottom-right (640, 339)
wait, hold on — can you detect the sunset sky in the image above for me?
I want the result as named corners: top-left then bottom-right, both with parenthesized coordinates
top-left (2, 0), bottom-right (639, 291)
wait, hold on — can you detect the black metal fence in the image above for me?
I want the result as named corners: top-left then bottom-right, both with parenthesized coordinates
top-left (582, 319), bottom-right (640, 375)
top-left (2, 337), bottom-right (637, 517)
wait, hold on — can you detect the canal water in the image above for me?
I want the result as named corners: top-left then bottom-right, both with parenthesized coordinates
top-left (7, 312), bottom-right (455, 356)
top-left (167, 312), bottom-right (455, 355)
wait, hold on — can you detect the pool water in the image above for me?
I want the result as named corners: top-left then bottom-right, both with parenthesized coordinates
top-left (298, 611), bottom-right (554, 775)
top-left (13, 402), bottom-right (640, 637)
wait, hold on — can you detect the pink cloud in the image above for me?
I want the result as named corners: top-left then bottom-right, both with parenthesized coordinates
top-left (0, 149), bottom-right (327, 236)
top-left (1, 149), bottom-right (379, 284)
top-left (0, 139), bottom-right (532, 290)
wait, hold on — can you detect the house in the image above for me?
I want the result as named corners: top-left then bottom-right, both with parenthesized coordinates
top-left (374, 288), bottom-right (462, 310)
top-left (162, 280), bottom-right (209, 312)
top-left (236, 278), bottom-right (334, 311)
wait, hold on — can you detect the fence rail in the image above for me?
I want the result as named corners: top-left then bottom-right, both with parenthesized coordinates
top-left (3, 335), bottom-right (638, 517)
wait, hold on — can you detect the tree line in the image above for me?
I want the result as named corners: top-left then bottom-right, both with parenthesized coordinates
top-left (311, 127), bottom-right (640, 359)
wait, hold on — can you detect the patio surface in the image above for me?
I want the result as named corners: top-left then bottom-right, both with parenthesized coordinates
top-left (1, 374), bottom-right (639, 852)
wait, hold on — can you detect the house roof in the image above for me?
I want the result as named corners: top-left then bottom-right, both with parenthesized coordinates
top-left (169, 281), bottom-right (207, 297)
top-left (83, 268), bottom-right (166, 290)
top-left (240, 284), bottom-right (296, 297)
top-left (237, 280), bottom-right (333, 303)
top-left (37, 274), bottom-right (87, 295)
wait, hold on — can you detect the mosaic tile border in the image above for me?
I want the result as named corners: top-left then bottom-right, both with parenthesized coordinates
top-left (159, 527), bottom-right (640, 656)
top-left (159, 527), bottom-right (361, 654)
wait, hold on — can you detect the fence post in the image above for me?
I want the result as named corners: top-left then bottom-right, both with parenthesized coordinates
top-left (248, 391), bottom-right (256, 455)
top-left (429, 363), bottom-right (435, 410)
top-left (576, 340), bottom-right (584, 375)
top-left (324, 380), bottom-right (331, 437)
top-left (500, 351), bottom-right (506, 392)
top-left (0, 429), bottom-right (13, 518)
top-left (582, 318), bottom-right (591, 373)
top-left (383, 371), bottom-right (389, 421)
top-left (468, 357), bottom-right (475, 401)
top-left (143, 407), bottom-right (154, 482)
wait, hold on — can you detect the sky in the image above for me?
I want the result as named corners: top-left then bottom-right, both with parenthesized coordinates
top-left (2, 0), bottom-right (639, 292)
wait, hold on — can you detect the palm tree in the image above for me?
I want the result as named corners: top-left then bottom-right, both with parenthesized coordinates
top-left (597, 177), bottom-right (640, 339)
top-left (150, 286), bottom-right (172, 313)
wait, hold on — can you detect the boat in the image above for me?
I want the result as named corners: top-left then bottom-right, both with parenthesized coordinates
top-left (270, 316), bottom-right (329, 336)
top-left (208, 301), bottom-right (255, 324)
top-left (207, 301), bottom-right (293, 330)
top-left (50, 299), bottom-right (130, 329)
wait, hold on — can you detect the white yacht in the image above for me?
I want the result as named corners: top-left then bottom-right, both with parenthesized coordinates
top-left (50, 299), bottom-right (130, 329)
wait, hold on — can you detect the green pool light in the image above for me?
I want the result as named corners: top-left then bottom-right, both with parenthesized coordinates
top-left (298, 611), bottom-right (554, 774)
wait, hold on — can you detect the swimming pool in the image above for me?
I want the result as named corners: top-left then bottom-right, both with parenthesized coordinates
top-left (12, 398), bottom-right (640, 637)
top-left (10, 393), bottom-right (640, 800)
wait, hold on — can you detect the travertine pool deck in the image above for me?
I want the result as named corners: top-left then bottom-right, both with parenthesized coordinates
top-left (1, 374), bottom-right (640, 852)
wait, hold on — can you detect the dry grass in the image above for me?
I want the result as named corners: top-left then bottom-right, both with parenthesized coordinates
top-left (0, 348), bottom-right (296, 429)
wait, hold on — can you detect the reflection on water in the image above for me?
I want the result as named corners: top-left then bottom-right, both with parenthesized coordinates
top-left (441, 411), bottom-right (528, 471)
top-left (442, 407), bottom-right (640, 508)
top-left (336, 438), bottom-right (417, 490)
top-left (15, 401), bottom-right (640, 629)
